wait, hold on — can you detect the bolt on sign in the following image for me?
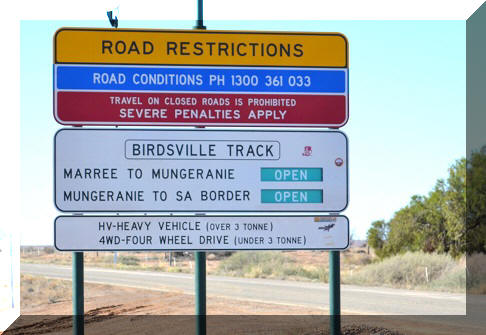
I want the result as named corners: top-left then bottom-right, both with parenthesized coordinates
top-left (53, 28), bottom-right (348, 127)
top-left (54, 215), bottom-right (349, 251)
top-left (54, 129), bottom-right (348, 212)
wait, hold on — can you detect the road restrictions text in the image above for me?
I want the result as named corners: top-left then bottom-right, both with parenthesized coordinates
top-left (53, 29), bottom-right (348, 127)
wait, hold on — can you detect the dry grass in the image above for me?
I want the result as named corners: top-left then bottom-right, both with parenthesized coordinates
top-left (21, 248), bottom-right (372, 281)
top-left (214, 249), bottom-right (375, 282)
top-left (21, 247), bottom-right (474, 292)
top-left (342, 252), bottom-right (466, 292)
top-left (21, 250), bottom-right (195, 273)
top-left (20, 274), bottom-right (71, 310)
top-left (215, 251), bottom-right (328, 281)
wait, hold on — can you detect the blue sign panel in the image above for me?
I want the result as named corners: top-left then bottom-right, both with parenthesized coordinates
top-left (56, 65), bottom-right (347, 94)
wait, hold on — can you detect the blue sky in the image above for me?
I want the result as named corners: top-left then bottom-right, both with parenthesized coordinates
top-left (20, 20), bottom-right (465, 245)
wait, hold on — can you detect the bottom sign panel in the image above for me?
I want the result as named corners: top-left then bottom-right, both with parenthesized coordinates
top-left (54, 215), bottom-right (349, 251)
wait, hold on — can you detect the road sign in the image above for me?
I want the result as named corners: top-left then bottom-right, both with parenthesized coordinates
top-left (54, 215), bottom-right (349, 251)
top-left (53, 28), bottom-right (348, 127)
top-left (54, 129), bottom-right (348, 212)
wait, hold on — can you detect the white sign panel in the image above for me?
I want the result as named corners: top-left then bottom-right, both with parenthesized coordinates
top-left (54, 216), bottom-right (349, 251)
top-left (54, 129), bottom-right (348, 212)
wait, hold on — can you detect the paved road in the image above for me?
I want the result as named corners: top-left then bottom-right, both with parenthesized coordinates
top-left (21, 263), bottom-right (466, 315)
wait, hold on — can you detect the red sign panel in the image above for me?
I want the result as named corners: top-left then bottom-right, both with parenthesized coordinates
top-left (56, 92), bottom-right (347, 127)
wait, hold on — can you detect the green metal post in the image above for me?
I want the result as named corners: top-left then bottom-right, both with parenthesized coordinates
top-left (73, 252), bottom-right (84, 335)
top-left (193, 1), bottom-right (206, 333)
top-left (329, 250), bottom-right (341, 335)
top-left (195, 251), bottom-right (206, 335)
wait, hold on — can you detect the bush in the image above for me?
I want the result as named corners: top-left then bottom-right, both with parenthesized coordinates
top-left (44, 246), bottom-right (55, 254)
top-left (429, 264), bottom-right (467, 291)
top-left (118, 255), bottom-right (140, 266)
top-left (343, 251), bottom-right (465, 292)
top-left (216, 251), bottom-right (328, 282)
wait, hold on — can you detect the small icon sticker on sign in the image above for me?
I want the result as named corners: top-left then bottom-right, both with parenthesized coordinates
top-left (335, 158), bottom-right (344, 166)
top-left (319, 223), bottom-right (335, 232)
top-left (302, 146), bottom-right (312, 156)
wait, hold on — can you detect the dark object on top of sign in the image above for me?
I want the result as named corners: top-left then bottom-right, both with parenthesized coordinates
top-left (193, 0), bottom-right (206, 30)
top-left (107, 11), bottom-right (118, 28)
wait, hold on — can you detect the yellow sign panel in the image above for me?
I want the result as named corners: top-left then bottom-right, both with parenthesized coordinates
top-left (55, 28), bottom-right (347, 67)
